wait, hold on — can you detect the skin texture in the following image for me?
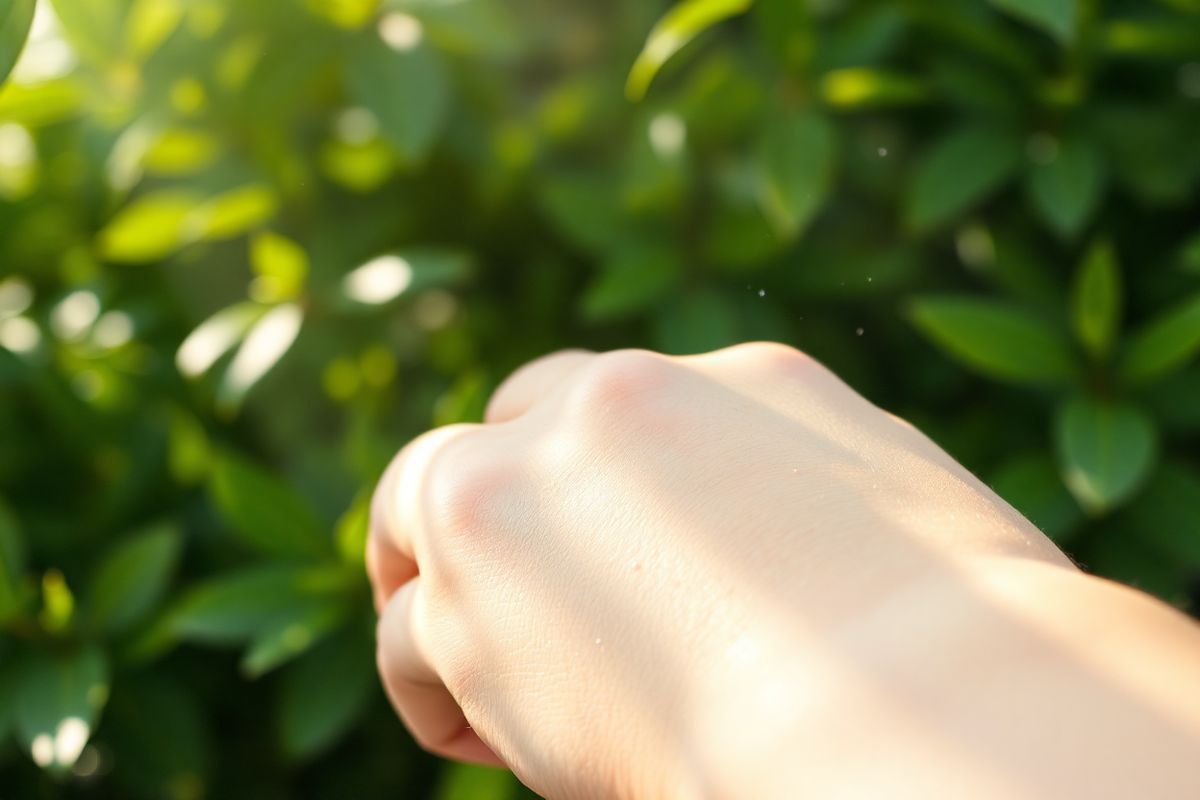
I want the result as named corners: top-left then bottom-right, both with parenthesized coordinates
top-left (367, 344), bottom-right (1200, 799)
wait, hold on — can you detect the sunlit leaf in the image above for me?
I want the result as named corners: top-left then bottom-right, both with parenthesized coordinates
top-left (0, 78), bottom-right (84, 127)
top-left (0, 0), bottom-right (36, 85)
top-left (85, 523), bottom-right (183, 635)
top-left (143, 127), bottom-right (221, 176)
top-left (990, 453), bottom-right (1083, 542)
top-left (820, 68), bottom-right (928, 108)
top-left (124, 0), bottom-right (184, 60)
top-left (334, 491), bottom-right (370, 566)
top-left (277, 622), bottom-right (374, 760)
top-left (48, 0), bottom-right (125, 65)
top-left (626, 0), bottom-right (753, 101)
top-left (755, 110), bottom-right (837, 241)
top-left (906, 125), bottom-right (1022, 234)
top-left (1120, 294), bottom-right (1200, 385)
top-left (210, 451), bottom-right (330, 559)
top-left (348, 27), bottom-right (449, 164)
top-left (97, 191), bottom-right (203, 264)
top-left (1028, 135), bottom-right (1105, 240)
top-left (989, 0), bottom-right (1077, 43)
top-left (217, 303), bottom-right (304, 411)
top-left (190, 184), bottom-right (279, 241)
top-left (1056, 397), bottom-right (1157, 514)
top-left (176, 302), bottom-right (264, 378)
top-left (17, 646), bottom-right (109, 771)
top-left (1070, 240), bottom-right (1121, 359)
top-left (343, 249), bottom-right (472, 305)
top-left (908, 296), bottom-right (1077, 385)
top-left (250, 232), bottom-right (309, 303)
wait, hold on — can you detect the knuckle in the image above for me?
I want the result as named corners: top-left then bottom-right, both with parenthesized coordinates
top-left (425, 439), bottom-right (516, 542)
top-left (731, 341), bottom-right (820, 374)
top-left (567, 349), bottom-right (676, 417)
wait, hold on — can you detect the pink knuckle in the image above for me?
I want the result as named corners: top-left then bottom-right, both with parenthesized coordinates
top-left (425, 446), bottom-right (514, 540)
top-left (567, 349), bottom-right (676, 416)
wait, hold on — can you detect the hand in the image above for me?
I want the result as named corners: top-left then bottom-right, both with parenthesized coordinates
top-left (368, 345), bottom-right (1200, 799)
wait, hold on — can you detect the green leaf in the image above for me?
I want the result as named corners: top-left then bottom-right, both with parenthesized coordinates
top-left (85, 523), bottom-right (183, 635)
top-left (250, 232), bottom-right (309, 303)
top-left (990, 453), bottom-right (1084, 542)
top-left (216, 303), bottom-right (305, 413)
top-left (123, 0), bottom-right (184, 61)
top-left (907, 296), bottom-right (1077, 385)
top-left (96, 191), bottom-right (204, 264)
top-left (1120, 294), bottom-right (1200, 385)
top-left (17, 646), bottom-right (110, 771)
top-left (437, 764), bottom-right (521, 800)
top-left (190, 184), bottom-right (279, 241)
top-left (277, 622), bottom-right (375, 760)
top-left (1069, 240), bottom-right (1121, 359)
top-left (0, 497), bottom-right (26, 622)
top-left (581, 243), bottom-right (680, 322)
top-left (989, 0), bottom-right (1077, 42)
top-left (1028, 136), bottom-right (1105, 240)
top-left (820, 68), bottom-right (928, 109)
top-left (105, 673), bottom-right (211, 799)
top-left (755, 110), bottom-right (837, 241)
top-left (1055, 397), bottom-right (1157, 515)
top-left (652, 288), bottom-right (741, 355)
top-left (538, 174), bottom-right (624, 253)
top-left (210, 452), bottom-right (330, 559)
top-left (347, 32), bottom-right (449, 164)
top-left (170, 564), bottom-right (353, 644)
top-left (626, 0), bottom-right (753, 101)
top-left (47, 0), bottom-right (126, 66)
top-left (1122, 462), bottom-right (1200, 569)
top-left (906, 125), bottom-right (1023, 234)
top-left (240, 602), bottom-right (349, 678)
top-left (0, 0), bottom-right (36, 85)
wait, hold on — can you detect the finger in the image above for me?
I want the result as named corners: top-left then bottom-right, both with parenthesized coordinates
top-left (484, 349), bottom-right (594, 424)
top-left (377, 578), bottom-right (504, 766)
top-left (368, 424), bottom-right (481, 613)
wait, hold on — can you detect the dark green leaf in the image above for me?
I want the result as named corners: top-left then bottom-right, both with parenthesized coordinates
top-left (437, 764), bottom-right (521, 800)
top-left (0, 0), bottom-right (36, 85)
top-left (906, 125), bottom-right (1023, 233)
top-left (105, 672), bottom-right (211, 799)
top-left (907, 296), bottom-right (1077, 385)
top-left (1069, 240), bottom-right (1121, 359)
top-left (1120, 294), bottom-right (1200, 385)
top-left (1028, 136), bottom-right (1105, 240)
top-left (277, 622), bottom-right (375, 760)
top-left (989, 0), bottom-right (1077, 42)
top-left (240, 602), bottom-right (349, 678)
top-left (17, 646), bottom-right (109, 770)
top-left (581, 243), bottom-right (680, 322)
top-left (85, 522), bottom-right (183, 635)
top-left (210, 453), bottom-right (330, 559)
top-left (627, 0), bottom-right (753, 101)
top-left (170, 564), bottom-right (353, 644)
top-left (1055, 397), bottom-right (1157, 514)
top-left (1121, 462), bottom-right (1200, 569)
top-left (0, 497), bottom-right (25, 622)
top-left (755, 111), bottom-right (837, 240)
top-left (990, 453), bottom-right (1083, 542)
top-left (652, 289), bottom-right (741, 355)
top-left (347, 33), bottom-right (449, 164)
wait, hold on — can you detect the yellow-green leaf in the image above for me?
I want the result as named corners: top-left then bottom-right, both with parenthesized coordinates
top-left (1070, 240), bottom-right (1121, 359)
top-left (97, 191), bottom-right (203, 264)
top-left (626, 0), bottom-right (753, 101)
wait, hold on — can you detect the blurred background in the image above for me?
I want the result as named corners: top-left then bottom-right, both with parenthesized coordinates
top-left (1, 0), bottom-right (1199, 796)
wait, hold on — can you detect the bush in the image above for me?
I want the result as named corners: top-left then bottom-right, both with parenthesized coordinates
top-left (2, 0), bottom-right (1199, 796)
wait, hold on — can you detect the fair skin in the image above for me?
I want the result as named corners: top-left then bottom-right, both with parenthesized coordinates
top-left (368, 344), bottom-right (1200, 799)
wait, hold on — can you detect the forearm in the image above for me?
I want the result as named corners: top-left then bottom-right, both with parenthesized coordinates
top-left (691, 558), bottom-right (1200, 800)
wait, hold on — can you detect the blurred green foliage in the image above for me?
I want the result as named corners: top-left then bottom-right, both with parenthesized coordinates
top-left (2, 0), bottom-right (1200, 796)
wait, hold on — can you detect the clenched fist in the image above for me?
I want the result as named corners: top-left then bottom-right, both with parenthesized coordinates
top-left (368, 345), bottom-right (1200, 800)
